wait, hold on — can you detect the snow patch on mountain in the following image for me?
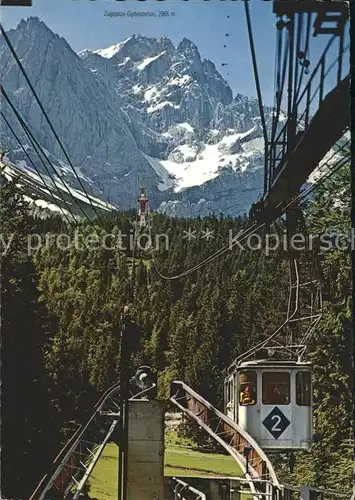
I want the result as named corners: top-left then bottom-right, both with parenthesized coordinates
top-left (144, 86), bottom-right (159, 101)
top-left (23, 195), bottom-right (70, 214)
top-left (138, 51), bottom-right (166, 70)
top-left (90, 37), bottom-right (132, 59)
top-left (147, 101), bottom-right (181, 114)
top-left (168, 74), bottom-right (192, 86)
top-left (177, 123), bottom-right (194, 132)
top-left (145, 129), bottom-right (265, 194)
top-left (144, 154), bottom-right (175, 192)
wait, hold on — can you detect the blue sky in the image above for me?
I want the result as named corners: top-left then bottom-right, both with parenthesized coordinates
top-left (1, 0), bottom-right (277, 104)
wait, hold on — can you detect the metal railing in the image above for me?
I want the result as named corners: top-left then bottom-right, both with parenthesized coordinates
top-left (267, 31), bottom-right (349, 190)
top-left (170, 381), bottom-right (280, 499)
top-left (30, 382), bottom-right (121, 500)
top-left (173, 478), bottom-right (207, 500)
top-left (171, 477), bottom-right (353, 500)
top-left (30, 375), bottom-right (158, 500)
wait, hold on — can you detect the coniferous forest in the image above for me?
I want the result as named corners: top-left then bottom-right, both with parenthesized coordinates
top-left (0, 163), bottom-right (353, 498)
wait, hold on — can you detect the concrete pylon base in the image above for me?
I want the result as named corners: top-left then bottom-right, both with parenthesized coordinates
top-left (127, 399), bottom-right (165, 500)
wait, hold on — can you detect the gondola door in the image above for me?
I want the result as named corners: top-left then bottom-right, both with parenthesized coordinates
top-left (259, 370), bottom-right (293, 449)
top-left (225, 374), bottom-right (234, 421)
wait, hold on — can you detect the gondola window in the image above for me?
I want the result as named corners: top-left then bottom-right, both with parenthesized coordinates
top-left (296, 371), bottom-right (311, 406)
top-left (262, 372), bottom-right (290, 405)
top-left (239, 371), bottom-right (257, 406)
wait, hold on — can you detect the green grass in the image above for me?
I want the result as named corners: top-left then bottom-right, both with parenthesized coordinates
top-left (164, 429), bottom-right (196, 448)
top-left (89, 444), bottom-right (118, 500)
top-left (88, 440), bottom-right (243, 499)
top-left (164, 445), bottom-right (242, 477)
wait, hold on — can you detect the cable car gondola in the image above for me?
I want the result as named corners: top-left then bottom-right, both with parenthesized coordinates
top-left (224, 359), bottom-right (312, 451)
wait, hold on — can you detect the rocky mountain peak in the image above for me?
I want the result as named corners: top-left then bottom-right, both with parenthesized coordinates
top-left (90, 34), bottom-right (175, 65)
top-left (177, 38), bottom-right (199, 56)
top-left (14, 16), bottom-right (68, 51)
top-left (17, 16), bottom-right (46, 34)
top-left (1, 19), bottom-right (268, 218)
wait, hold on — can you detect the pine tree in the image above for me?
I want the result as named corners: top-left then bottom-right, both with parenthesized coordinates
top-left (0, 174), bottom-right (60, 497)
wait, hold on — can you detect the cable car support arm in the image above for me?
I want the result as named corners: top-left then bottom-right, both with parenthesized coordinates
top-left (170, 381), bottom-right (280, 499)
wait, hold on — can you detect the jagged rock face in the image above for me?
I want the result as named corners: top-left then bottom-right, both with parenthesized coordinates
top-left (81, 34), bottom-right (234, 133)
top-left (0, 18), bottom-right (164, 208)
top-left (1, 17), bottom-right (269, 216)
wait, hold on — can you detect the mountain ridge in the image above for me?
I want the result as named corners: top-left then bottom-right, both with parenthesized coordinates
top-left (1, 17), bottom-right (269, 217)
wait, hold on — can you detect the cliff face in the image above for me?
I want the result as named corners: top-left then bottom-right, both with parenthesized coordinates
top-left (1, 17), bottom-right (271, 216)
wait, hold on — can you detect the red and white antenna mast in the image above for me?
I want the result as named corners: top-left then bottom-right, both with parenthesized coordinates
top-left (137, 185), bottom-right (149, 228)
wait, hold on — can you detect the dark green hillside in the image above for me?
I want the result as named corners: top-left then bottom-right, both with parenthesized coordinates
top-left (0, 163), bottom-right (352, 497)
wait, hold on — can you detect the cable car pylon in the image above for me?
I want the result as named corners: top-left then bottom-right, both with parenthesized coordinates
top-left (223, 0), bottom-right (349, 456)
top-left (137, 185), bottom-right (149, 229)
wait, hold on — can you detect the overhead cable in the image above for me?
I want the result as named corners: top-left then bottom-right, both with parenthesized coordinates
top-left (1, 111), bottom-right (74, 225)
top-left (1, 24), bottom-right (105, 227)
top-left (1, 86), bottom-right (99, 230)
